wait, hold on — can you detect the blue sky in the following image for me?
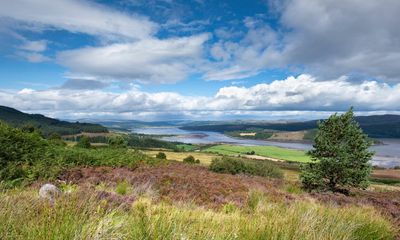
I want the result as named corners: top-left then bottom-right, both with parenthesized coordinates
top-left (0, 0), bottom-right (400, 120)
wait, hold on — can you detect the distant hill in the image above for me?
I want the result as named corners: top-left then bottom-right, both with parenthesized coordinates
top-left (181, 115), bottom-right (400, 138)
top-left (0, 106), bottom-right (108, 136)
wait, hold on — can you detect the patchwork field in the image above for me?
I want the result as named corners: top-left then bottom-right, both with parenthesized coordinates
top-left (203, 145), bottom-right (312, 163)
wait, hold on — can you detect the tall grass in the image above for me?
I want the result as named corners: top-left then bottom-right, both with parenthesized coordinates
top-left (0, 190), bottom-right (395, 240)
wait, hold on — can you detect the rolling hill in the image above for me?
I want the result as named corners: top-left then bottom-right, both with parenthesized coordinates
top-left (181, 115), bottom-right (400, 138)
top-left (0, 106), bottom-right (108, 136)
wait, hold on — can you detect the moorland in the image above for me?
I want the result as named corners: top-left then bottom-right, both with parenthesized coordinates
top-left (0, 106), bottom-right (399, 240)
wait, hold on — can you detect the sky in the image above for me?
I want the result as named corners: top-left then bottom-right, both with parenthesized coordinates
top-left (0, 0), bottom-right (400, 121)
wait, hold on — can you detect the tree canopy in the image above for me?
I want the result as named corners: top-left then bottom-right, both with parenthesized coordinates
top-left (300, 108), bottom-right (373, 192)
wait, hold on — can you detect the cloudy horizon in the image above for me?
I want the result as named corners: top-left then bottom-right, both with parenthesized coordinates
top-left (1, 0), bottom-right (400, 121)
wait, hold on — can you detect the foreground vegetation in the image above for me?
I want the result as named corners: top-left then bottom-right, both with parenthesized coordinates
top-left (0, 121), bottom-right (158, 187)
top-left (1, 117), bottom-right (399, 239)
top-left (203, 145), bottom-right (311, 163)
top-left (0, 188), bottom-right (395, 240)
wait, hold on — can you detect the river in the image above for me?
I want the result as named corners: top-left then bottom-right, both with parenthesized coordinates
top-left (132, 127), bottom-right (400, 168)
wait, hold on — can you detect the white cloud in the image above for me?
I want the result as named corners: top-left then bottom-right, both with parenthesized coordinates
top-left (1, 75), bottom-right (399, 120)
top-left (205, 18), bottom-right (282, 81)
top-left (207, 0), bottom-right (400, 82)
top-left (16, 51), bottom-right (50, 63)
top-left (279, 0), bottom-right (400, 81)
top-left (57, 34), bottom-right (210, 84)
top-left (0, 0), bottom-right (157, 39)
top-left (18, 40), bottom-right (47, 52)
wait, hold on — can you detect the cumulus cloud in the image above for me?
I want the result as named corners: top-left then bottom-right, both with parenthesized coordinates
top-left (279, 0), bottom-right (400, 81)
top-left (1, 75), bottom-right (399, 120)
top-left (207, 0), bottom-right (400, 82)
top-left (0, 0), bottom-right (157, 40)
top-left (57, 34), bottom-right (210, 84)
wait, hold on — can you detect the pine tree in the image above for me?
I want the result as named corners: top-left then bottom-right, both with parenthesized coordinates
top-left (300, 108), bottom-right (373, 192)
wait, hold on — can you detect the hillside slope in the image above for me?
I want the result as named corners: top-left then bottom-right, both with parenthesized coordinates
top-left (0, 106), bottom-right (108, 136)
top-left (181, 115), bottom-right (400, 138)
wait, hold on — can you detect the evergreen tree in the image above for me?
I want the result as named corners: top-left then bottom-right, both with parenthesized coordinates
top-left (300, 108), bottom-right (373, 192)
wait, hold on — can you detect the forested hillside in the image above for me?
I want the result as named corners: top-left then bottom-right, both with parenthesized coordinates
top-left (181, 115), bottom-right (400, 138)
top-left (0, 106), bottom-right (108, 136)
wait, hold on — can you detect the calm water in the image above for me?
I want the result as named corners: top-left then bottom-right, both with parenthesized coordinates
top-left (132, 127), bottom-right (400, 168)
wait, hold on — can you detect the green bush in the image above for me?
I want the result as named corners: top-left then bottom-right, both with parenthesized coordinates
top-left (183, 155), bottom-right (195, 164)
top-left (75, 136), bottom-right (91, 148)
top-left (0, 121), bottom-right (50, 185)
top-left (108, 135), bottom-right (128, 148)
top-left (209, 157), bottom-right (283, 179)
top-left (0, 122), bottom-right (161, 187)
top-left (156, 152), bottom-right (167, 159)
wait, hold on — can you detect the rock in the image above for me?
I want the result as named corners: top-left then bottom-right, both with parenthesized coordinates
top-left (39, 184), bottom-right (61, 203)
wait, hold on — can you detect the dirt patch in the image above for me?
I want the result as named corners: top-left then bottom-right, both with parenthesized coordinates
top-left (59, 162), bottom-right (289, 208)
top-left (372, 169), bottom-right (400, 180)
top-left (270, 131), bottom-right (306, 141)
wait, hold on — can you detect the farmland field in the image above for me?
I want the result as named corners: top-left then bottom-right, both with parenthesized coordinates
top-left (203, 144), bottom-right (312, 163)
top-left (144, 150), bottom-right (217, 165)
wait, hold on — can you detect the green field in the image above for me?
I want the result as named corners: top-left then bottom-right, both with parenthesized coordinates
top-left (176, 144), bottom-right (198, 151)
top-left (203, 144), bottom-right (312, 163)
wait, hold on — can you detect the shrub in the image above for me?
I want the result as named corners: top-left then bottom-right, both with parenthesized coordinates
top-left (209, 157), bottom-right (283, 179)
top-left (0, 122), bottom-right (160, 187)
top-left (75, 136), bottom-right (91, 149)
top-left (156, 152), bottom-right (167, 159)
top-left (0, 121), bottom-right (49, 185)
top-left (108, 135), bottom-right (128, 148)
top-left (300, 108), bottom-right (373, 192)
top-left (246, 150), bottom-right (255, 155)
top-left (183, 155), bottom-right (195, 164)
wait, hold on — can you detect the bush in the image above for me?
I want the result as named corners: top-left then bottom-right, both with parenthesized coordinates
top-left (156, 152), bottom-right (167, 159)
top-left (108, 135), bottom-right (128, 148)
top-left (209, 157), bottom-right (283, 179)
top-left (75, 136), bottom-right (91, 149)
top-left (0, 121), bottom-right (49, 185)
top-left (183, 155), bottom-right (196, 164)
top-left (0, 122), bottom-right (161, 187)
